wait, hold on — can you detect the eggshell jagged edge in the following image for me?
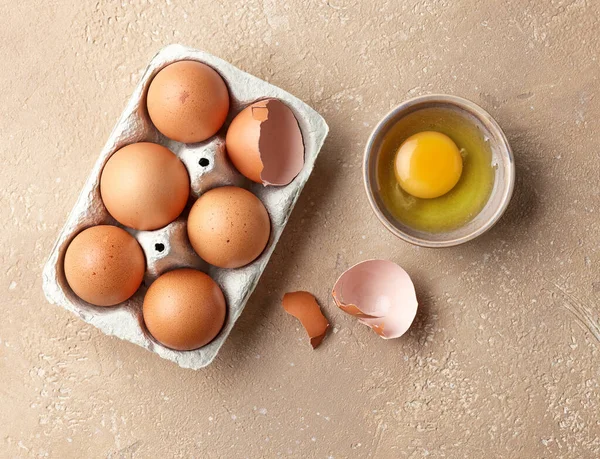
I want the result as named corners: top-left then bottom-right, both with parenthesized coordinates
top-left (282, 291), bottom-right (330, 349)
top-left (258, 99), bottom-right (304, 186)
top-left (332, 260), bottom-right (418, 339)
top-left (241, 99), bottom-right (305, 186)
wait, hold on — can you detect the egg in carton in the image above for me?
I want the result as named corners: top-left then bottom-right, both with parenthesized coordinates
top-left (42, 44), bottom-right (329, 369)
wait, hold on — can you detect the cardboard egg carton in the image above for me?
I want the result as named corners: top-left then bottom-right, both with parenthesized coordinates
top-left (42, 44), bottom-right (329, 369)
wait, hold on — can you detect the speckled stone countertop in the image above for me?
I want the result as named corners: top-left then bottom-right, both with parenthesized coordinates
top-left (1, 1), bottom-right (599, 457)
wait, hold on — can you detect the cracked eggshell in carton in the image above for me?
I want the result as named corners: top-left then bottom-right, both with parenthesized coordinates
top-left (42, 44), bottom-right (329, 369)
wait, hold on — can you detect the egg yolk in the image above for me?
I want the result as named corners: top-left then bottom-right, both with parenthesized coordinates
top-left (394, 131), bottom-right (463, 199)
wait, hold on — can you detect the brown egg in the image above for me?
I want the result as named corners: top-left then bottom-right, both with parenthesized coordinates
top-left (147, 60), bottom-right (230, 143)
top-left (64, 225), bottom-right (145, 306)
top-left (187, 186), bottom-right (270, 268)
top-left (100, 142), bottom-right (190, 231)
top-left (143, 269), bottom-right (226, 351)
top-left (225, 98), bottom-right (304, 186)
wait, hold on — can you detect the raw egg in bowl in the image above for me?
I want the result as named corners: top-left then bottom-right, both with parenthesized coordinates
top-left (363, 94), bottom-right (515, 247)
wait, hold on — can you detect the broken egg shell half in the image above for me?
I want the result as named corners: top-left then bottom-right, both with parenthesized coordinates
top-left (282, 291), bottom-right (330, 349)
top-left (332, 260), bottom-right (418, 339)
top-left (225, 98), bottom-right (305, 186)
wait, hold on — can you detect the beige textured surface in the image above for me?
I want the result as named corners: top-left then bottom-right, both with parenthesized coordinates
top-left (1, 0), bottom-right (599, 457)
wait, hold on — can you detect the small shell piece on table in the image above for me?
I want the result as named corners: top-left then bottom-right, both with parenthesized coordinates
top-left (332, 260), bottom-right (418, 339)
top-left (282, 291), bottom-right (330, 349)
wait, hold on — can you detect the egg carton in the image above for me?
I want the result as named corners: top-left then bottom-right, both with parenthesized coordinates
top-left (42, 44), bottom-right (329, 369)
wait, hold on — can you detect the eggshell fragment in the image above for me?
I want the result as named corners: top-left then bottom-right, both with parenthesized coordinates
top-left (282, 291), bottom-right (330, 349)
top-left (225, 98), bottom-right (304, 186)
top-left (332, 260), bottom-right (418, 339)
